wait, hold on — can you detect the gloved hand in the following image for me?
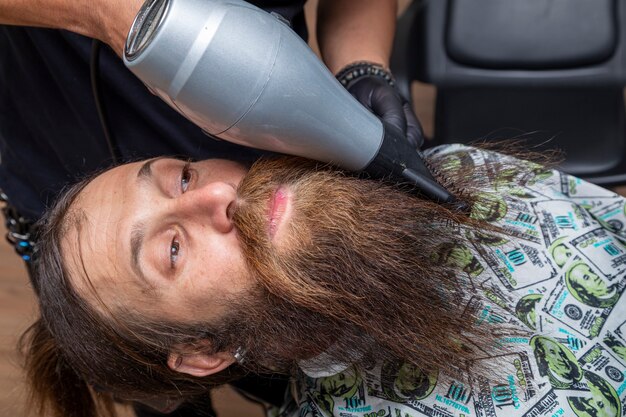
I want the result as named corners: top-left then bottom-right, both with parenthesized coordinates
top-left (337, 62), bottom-right (424, 148)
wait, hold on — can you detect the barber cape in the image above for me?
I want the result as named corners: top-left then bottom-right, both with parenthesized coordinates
top-left (275, 145), bottom-right (626, 417)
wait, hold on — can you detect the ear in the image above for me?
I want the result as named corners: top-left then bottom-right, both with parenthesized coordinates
top-left (167, 348), bottom-right (236, 378)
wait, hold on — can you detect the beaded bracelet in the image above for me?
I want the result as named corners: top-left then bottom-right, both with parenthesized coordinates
top-left (335, 61), bottom-right (396, 89)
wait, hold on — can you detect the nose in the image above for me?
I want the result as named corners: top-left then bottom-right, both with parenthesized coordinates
top-left (177, 181), bottom-right (237, 233)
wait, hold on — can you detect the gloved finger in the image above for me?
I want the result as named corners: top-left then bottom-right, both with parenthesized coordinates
top-left (403, 101), bottom-right (424, 148)
top-left (369, 85), bottom-right (407, 137)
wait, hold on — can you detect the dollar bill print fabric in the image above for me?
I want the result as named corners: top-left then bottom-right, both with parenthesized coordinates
top-left (276, 145), bottom-right (626, 417)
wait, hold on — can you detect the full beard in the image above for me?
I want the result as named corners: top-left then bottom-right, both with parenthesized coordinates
top-left (230, 157), bottom-right (496, 376)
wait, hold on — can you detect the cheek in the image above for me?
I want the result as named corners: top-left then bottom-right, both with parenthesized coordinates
top-left (187, 234), bottom-right (250, 297)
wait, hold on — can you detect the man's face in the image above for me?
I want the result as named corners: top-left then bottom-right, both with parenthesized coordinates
top-left (396, 363), bottom-right (428, 393)
top-left (63, 157), bottom-right (265, 322)
top-left (568, 373), bottom-right (621, 417)
top-left (569, 264), bottom-right (611, 297)
top-left (470, 193), bottom-right (507, 222)
top-left (515, 294), bottom-right (541, 330)
top-left (551, 243), bottom-right (572, 268)
top-left (541, 339), bottom-right (575, 378)
top-left (321, 370), bottom-right (360, 397)
top-left (571, 397), bottom-right (618, 417)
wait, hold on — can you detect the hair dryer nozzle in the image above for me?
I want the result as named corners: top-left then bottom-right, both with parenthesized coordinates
top-left (365, 123), bottom-right (468, 211)
top-left (401, 168), bottom-right (469, 212)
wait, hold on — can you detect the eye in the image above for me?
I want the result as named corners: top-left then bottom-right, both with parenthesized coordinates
top-left (181, 161), bottom-right (192, 193)
top-left (170, 237), bottom-right (180, 269)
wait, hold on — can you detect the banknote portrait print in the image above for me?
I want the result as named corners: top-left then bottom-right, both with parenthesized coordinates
top-left (380, 360), bottom-right (438, 402)
top-left (549, 237), bottom-right (574, 268)
top-left (565, 261), bottom-right (621, 308)
top-left (432, 242), bottom-right (484, 278)
top-left (525, 165), bottom-right (554, 186)
top-left (567, 371), bottom-right (622, 417)
top-left (313, 367), bottom-right (364, 415)
top-left (531, 336), bottom-right (583, 389)
top-left (320, 368), bottom-right (362, 398)
top-left (515, 294), bottom-right (543, 330)
top-left (470, 193), bottom-right (508, 223)
top-left (469, 231), bottom-right (509, 247)
top-left (603, 333), bottom-right (626, 363)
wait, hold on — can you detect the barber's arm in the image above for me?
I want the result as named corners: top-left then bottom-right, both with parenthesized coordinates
top-left (317, 0), bottom-right (423, 148)
top-left (0, 0), bottom-right (141, 55)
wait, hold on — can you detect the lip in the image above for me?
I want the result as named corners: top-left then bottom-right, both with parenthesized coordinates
top-left (268, 186), bottom-right (292, 239)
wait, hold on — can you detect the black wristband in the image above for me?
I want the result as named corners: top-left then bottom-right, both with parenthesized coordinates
top-left (335, 61), bottom-right (396, 89)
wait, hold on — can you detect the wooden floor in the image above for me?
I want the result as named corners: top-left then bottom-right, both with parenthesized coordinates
top-left (0, 222), bottom-right (36, 417)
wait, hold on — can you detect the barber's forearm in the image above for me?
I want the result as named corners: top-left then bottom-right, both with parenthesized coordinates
top-left (0, 0), bottom-right (142, 55)
top-left (316, 0), bottom-right (397, 74)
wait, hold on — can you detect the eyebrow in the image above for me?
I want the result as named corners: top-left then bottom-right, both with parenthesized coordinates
top-left (129, 157), bottom-right (166, 291)
top-left (130, 222), bottom-right (153, 290)
top-left (137, 156), bottom-right (164, 182)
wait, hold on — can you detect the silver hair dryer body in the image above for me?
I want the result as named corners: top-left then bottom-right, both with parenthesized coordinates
top-left (124, 0), bottom-right (462, 205)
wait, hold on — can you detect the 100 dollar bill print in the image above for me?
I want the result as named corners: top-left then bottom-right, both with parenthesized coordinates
top-left (569, 229), bottom-right (626, 281)
top-left (530, 336), bottom-right (584, 390)
top-left (473, 239), bottom-right (558, 291)
top-left (560, 175), bottom-right (619, 201)
top-left (368, 361), bottom-right (470, 417)
top-left (604, 331), bottom-right (626, 365)
top-left (533, 200), bottom-right (594, 246)
top-left (473, 351), bottom-right (546, 417)
top-left (296, 362), bottom-right (478, 417)
top-left (578, 344), bottom-right (626, 393)
top-left (588, 199), bottom-right (626, 240)
top-left (543, 258), bottom-right (626, 339)
top-left (604, 319), bottom-right (626, 365)
top-left (471, 193), bottom-right (545, 244)
top-left (565, 370), bottom-right (623, 417)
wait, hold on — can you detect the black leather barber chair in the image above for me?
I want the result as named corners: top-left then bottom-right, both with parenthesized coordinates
top-left (391, 0), bottom-right (626, 185)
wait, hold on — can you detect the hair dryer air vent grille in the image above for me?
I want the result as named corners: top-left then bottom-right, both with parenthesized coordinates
top-left (125, 0), bottom-right (170, 61)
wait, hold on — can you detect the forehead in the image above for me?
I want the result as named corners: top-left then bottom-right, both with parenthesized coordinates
top-left (62, 161), bottom-right (146, 302)
top-left (78, 161), bottom-right (143, 210)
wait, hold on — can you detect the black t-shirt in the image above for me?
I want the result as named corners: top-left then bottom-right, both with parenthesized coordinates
top-left (0, 0), bottom-right (308, 220)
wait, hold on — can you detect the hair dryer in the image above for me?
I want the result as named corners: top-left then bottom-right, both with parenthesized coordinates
top-left (124, 0), bottom-right (462, 206)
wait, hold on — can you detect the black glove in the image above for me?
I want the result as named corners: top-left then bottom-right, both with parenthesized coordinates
top-left (337, 62), bottom-right (424, 148)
